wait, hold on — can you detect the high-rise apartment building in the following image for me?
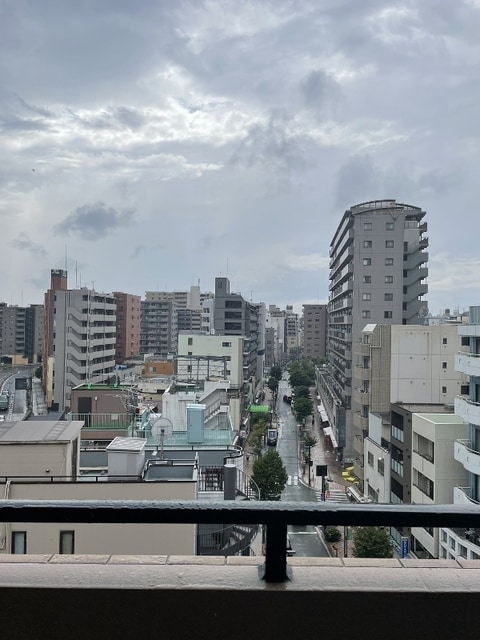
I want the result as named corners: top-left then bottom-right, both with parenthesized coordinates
top-left (140, 298), bottom-right (177, 358)
top-left (112, 292), bottom-right (141, 364)
top-left (302, 304), bottom-right (327, 360)
top-left (0, 303), bottom-right (44, 364)
top-left (213, 277), bottom-right (261, 390)
top-left (43, 270), bottom-right (117, 412)
top-left (317, 200), bottom-right (429, 461)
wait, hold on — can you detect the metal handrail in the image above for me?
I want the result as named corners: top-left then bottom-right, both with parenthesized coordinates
top-left (2, 500), bottom-right (480, 582)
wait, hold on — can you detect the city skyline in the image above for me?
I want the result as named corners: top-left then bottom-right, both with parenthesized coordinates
top-left (1, 1), bottom-right (479, 314)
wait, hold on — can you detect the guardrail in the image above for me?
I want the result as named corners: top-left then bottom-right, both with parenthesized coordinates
top-left (2, 500), bottom-right (480, 582)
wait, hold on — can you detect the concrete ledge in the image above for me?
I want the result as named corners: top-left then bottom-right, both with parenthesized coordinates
top-left (1, 556), bottom-right (479, 640)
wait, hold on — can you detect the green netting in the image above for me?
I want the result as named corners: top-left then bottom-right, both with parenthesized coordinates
top-left (248, 404), bottom-right (271, 414)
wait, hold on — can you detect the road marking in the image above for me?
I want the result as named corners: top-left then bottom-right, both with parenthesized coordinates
top-left (287, 475), bottom-right (292, 485)
top-left (293, 475), bottom-right (298, 485)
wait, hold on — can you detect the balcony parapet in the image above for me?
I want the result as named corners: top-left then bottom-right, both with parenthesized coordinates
top-left (454, 439), bottom-right (480, 474)
top-left (4, 499), bottom-right (480, 584)
top-left (455, 395), bottom-right (480, 426)
top-left (1, 554), bottom-right (480, 640)
top-left (455, 351), bottom-right (480, 377)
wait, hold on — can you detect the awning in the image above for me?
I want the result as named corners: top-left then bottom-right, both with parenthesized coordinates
top-left (323, 426), bottom-right (338, 449)
top-left (317, 404), bottom-right (328, 423)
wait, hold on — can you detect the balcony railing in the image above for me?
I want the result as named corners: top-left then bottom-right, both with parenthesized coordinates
top-left (3, 500), bottom-right (480, 583)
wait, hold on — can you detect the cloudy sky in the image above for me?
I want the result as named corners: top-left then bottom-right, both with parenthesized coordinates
top-left (1, 0), bottom-right (479, 314)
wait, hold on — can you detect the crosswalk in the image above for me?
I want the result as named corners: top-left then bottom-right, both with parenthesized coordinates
top-left (315, 488), bottom-right (350, 503)
top-left (287, 475), bottom-right (299, 486)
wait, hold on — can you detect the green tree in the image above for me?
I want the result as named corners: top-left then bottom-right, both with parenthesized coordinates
top-left (267, 376), bottom-right (279, 395)
top-left (251, 449), bottom-right (288, 500)
top-left (270, 365), bottom-right (283, 381)
top-left (352, 527), bottom-right (393, 558)
top-left (324, 526), bottom-right (341, 543)
top-left (293, 385), bottom-right (311, 398)
top-left (303, 433), bottom-right (317, 466)
top-left (293, 396), bottom-right (313, 423)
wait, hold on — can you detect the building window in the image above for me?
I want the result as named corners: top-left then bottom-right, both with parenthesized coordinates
top-left (385, 258), bottom-right (394, 266)
top-left (378, 458), bottom-right (385, 476)
top-left (363, 276), bottom-right (371, 284)
top-left (362, 310), bottom-right (371, 319)
top-left (386, 240), bottom-right (394, 248)
top-left (222, 342), bottom-right (232, 347)
top-left (363, 258), bottom-right (371, 266)
top-left (385, 276), bottom-right (393, 283)
top-left (442, 338), bottom-right (447, 345)
top-left (442, 362), bottom-right (447, 369)
top-left (367, 452), bottom-right (374, 467)
top-left (386, 222), bottom-right (394, 230)
top-left (188, 338), bottom-right (193, 345)
top-left (362, 293), bottom-right (371, 301)
top-left (364, 222), bottom-right (372, 230)
top-left (384, 293), bottom-right (393, 301)
top-left (11, 531), bottom-right (26, 554)
top-left (384, 311), bottom-right (393, 319)
top-left (59, 531), bottom-right (75, 554)
top-left (363, 240), bottom-right (372, 248)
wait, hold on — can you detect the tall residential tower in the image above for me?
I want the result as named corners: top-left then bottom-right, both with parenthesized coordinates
top-left (317, 200), bottom-right (429, 462)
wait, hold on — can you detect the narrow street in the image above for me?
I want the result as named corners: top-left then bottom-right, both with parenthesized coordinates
top-left (276, 379), bottom-right (330, 558)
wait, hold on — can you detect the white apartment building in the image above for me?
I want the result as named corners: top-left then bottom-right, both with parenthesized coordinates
top-left (441, 305), bottom-right (480, 560)
top-left (177, 333), bottom-right (244, 389)
top-left (45, 281), bottom-right (117, 412)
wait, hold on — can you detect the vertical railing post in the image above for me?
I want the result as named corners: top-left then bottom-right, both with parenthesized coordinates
top-left (260, 522), bottom-right (290, 582)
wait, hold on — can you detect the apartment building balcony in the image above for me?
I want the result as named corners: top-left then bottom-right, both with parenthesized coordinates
top-left (403, 250), bottom-right (429, 270)
top-left (455, 351), bottom-right (480, 377)
top-left (354, 365), bottom-right (370, 381)
top-left (403, 266), bottom-right (428, 287)
top-left (403, 282), bottom-right (428, 302)
top-left (454, 439), bottom-right (480, 475)
top-left (4, 501), bottom-right (480, 640)
top-left (331, 263), bottom-right (353, 288)
top-left (353, 388), bottom-right (370, 406)
top-left (455, 395), bottom-right (480, 427)
top-left (454, 485), bottom-right (480, 505)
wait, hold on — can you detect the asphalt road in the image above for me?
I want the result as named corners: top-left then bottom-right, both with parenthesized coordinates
top-left (276, 379), bottom-right (329, 558)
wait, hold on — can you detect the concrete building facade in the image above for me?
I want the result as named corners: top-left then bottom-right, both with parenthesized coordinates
top-left (317, 200), bottom-right (429, 461)
top-left (302, 304), bottom-right (327, 360)
top-left (43, 271), bottom-right (117, 412)
top-left (113, 292), bottom-right (141, 364)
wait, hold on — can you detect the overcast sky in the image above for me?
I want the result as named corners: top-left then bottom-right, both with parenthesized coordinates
top-left (1, 0), bottom-right (479, 315)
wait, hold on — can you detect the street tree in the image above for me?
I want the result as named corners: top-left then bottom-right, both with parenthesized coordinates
top-left (251, 449), bottom-right (288, 500)
top-left (293, 385), bottom-right (311, 398)
top-left (270, 365), bottom-right (283, 381)
top-left (352, 527), bottom-right (393, 558)
top-left (293, 396), bottom-right (313, 423)
top-left (303, 433), bottom-right (317, 465)
top-left (267, 376), bottom-right (279, 395)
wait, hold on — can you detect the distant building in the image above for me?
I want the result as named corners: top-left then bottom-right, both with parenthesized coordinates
top-left (113, 292), bottom-right (141, 364)
top-left (43, 269), bottom-right (117, 412)
top-left (302, 304), bottom-right (327, 360)
top-left (0, 302), bottom-right (43, 364)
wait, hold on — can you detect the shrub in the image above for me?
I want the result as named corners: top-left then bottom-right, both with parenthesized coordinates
top-left (324, 526), bottom-right (341, 543)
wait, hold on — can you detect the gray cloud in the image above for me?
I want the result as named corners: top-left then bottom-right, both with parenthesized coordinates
top-left (11, 233), bottom-right (47, 257)
top-left (55, 202), bottom-right (135, 241)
